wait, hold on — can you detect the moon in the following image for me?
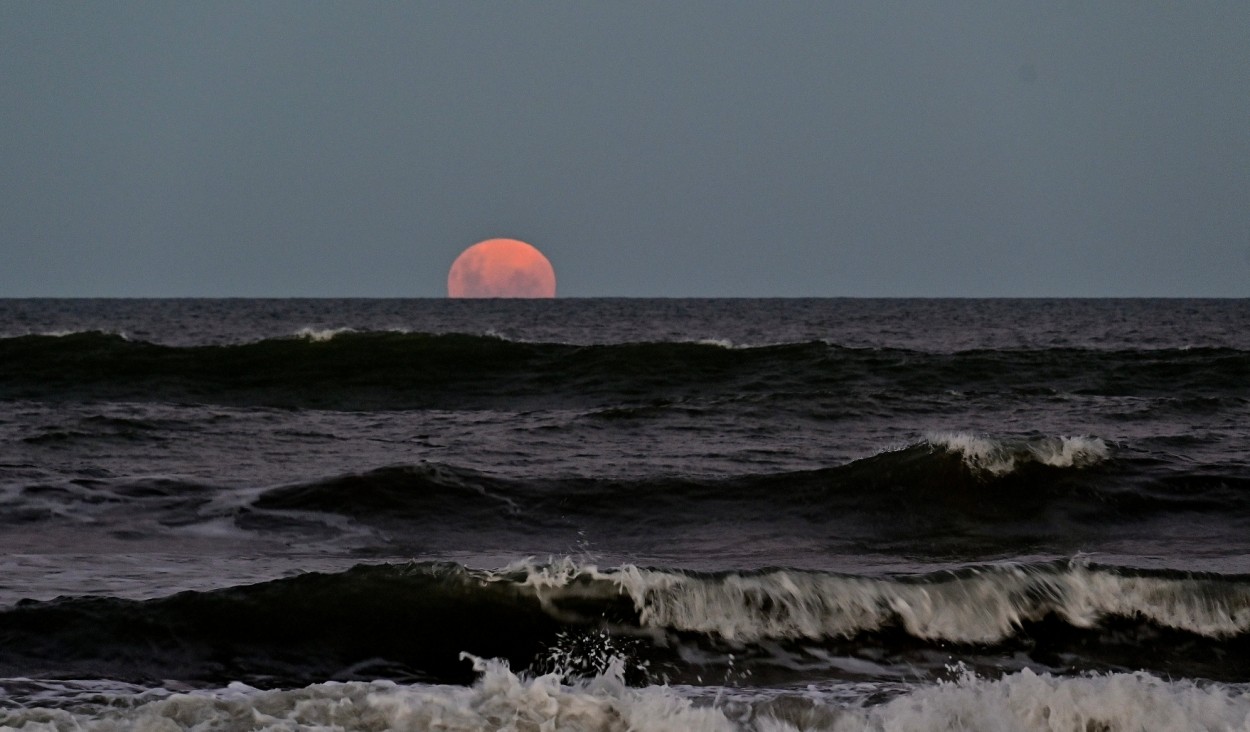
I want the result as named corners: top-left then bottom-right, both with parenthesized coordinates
top-left (447, 238), bottom-right (556, 298)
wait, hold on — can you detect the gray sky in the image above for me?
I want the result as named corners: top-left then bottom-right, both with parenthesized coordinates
top-left (2, 2), bottom-right (1247, 297)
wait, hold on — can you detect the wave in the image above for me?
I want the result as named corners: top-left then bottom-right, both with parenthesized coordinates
top-left (253, 463), bottom-right (522, 520)
top-left (498, 557), bottom-right (1250, 646)
top-left (250, 435), bottom-right (1120, 534)
top-left (2, 560), bottom-right (1250, 687)
top-left (1, 331), bottom-right (1246, 409)
top-left (541, 558), bottom-right (1250, 643)
top-left (0, 562), bottom-right (564, 686)
top-left (3, 663), bottom-right (1248, 732)
top-left (292, 326), bottom-right (358, 342)
top-left (923, 433), bottom-right (1110, 476)
top-left (18, 435), bottom-right (1245, 553)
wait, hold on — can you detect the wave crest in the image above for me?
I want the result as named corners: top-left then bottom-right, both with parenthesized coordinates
top-left (924, 433), bottom-right (1110, 476)
top-left (506, 559), bottom-right (1250, 644)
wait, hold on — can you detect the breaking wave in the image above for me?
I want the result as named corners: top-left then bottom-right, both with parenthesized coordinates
top-left (921, 433), bottom-right (1110, 476)
top-left (2, 560), bottom-right (1250, 686)
top-left (514, 557), bottom-right (1250, 643)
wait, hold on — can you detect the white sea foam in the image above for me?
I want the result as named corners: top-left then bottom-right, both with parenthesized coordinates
top-left (2, 664), bottom-right (1247, 731)
top-left (779, 668), bottom-right (1250, 732)
top-left (502, 558), bottom-right (1250, 644)
top-left (292, 327), bottom-right (356, 342)
top-left (4, 329), bottom-right (132, 340)
top-left (0, 657), bottom-right (732, 732)
top-left (925, 433), bottom-right (1110, 476)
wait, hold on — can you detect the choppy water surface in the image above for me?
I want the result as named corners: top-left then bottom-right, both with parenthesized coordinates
top-left (0, 298), bottom-right (1247, 730)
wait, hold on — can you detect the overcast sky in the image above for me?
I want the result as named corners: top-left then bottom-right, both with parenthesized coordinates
top-left (2, 2), bottom-right (1247, 297)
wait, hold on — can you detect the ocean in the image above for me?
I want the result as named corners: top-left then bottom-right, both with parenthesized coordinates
top-left (0, 297), bottom-right (1248, 730)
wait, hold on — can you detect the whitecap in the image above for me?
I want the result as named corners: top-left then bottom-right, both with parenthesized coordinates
top-left (925, 432), bottom-right (1110, 476)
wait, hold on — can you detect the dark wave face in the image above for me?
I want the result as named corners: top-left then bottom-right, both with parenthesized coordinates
top-left (2, 560), bottom-right (1249, 689)
top-left (1, 331), bottom-right (1247, 410)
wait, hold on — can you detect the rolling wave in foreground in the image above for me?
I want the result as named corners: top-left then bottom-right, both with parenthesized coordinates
top-left (3, 559), bottom-right (1250, 687)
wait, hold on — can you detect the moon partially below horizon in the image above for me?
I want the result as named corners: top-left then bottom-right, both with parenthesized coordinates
top-left (447, 239), bottom-right (557, 298)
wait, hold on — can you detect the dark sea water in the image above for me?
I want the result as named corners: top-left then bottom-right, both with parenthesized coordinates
top-left (0, 298), bottom-right (1248, 730)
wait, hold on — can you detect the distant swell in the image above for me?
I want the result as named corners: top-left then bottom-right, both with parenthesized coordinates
top-left (2, 560), bottom-right (1250, 687)
top-left (1, 331), bottom-right (1246, 409)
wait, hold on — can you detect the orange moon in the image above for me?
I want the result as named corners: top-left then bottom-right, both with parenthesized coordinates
top-left (447, 238), bottom-right (556, 298)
